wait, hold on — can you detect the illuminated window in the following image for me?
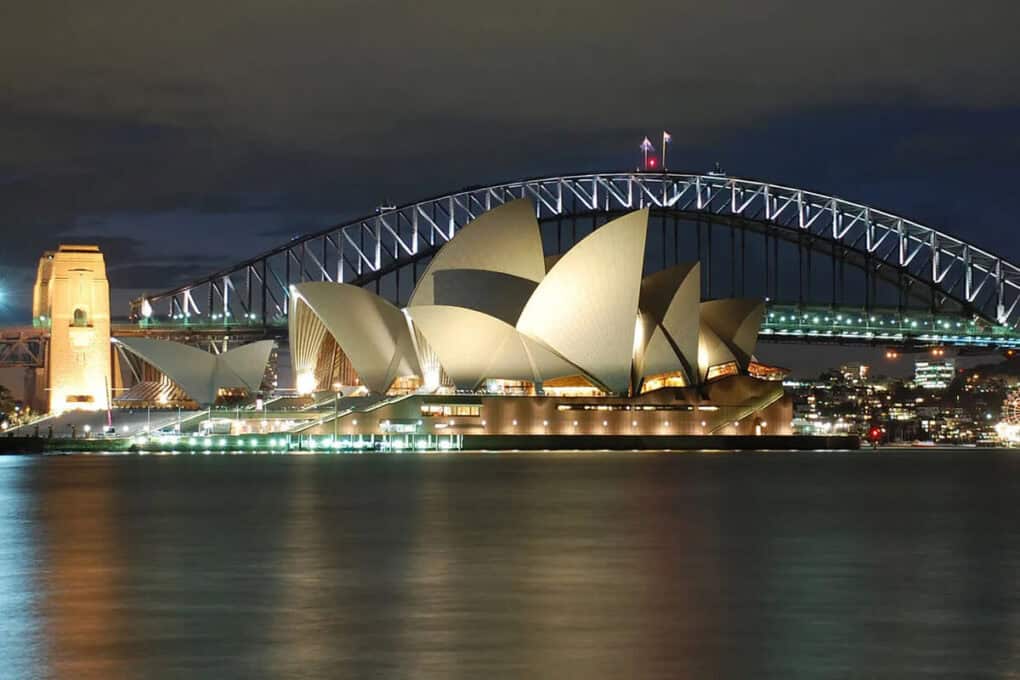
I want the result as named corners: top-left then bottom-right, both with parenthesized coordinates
top-left (542, 375), bottom-right (603, 397)
top-left (420, 404), bottom-right (481, 417)
top-left (747, 361), bottom-right (789, 381)
top-left (72, 308), bottom-right (89, 326)
top-left (388, 376), bottom-right (423, 395)
top-left (482, 379), bottom-right (534, 395)
top-left (556, 403), bottom-right (694, 412)
top-left (216, 387), bottom-right (247, 397)
top-left (706, 361), bottom-right (739, 382)
top-left (640, 370), bottom-right (688, 393)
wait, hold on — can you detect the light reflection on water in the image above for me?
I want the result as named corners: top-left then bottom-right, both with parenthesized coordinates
top-left (1, 450), bottom-right (1019, 679)
top-left (0, 457), bottom-right (44, 678)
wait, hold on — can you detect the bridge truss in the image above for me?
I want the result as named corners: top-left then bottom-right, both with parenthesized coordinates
top-left (0, 328), bottom-right (47, 367)
top-left (132, 172), bottom-right (1020, 349)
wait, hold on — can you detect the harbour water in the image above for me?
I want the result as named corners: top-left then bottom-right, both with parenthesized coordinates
top-left (1, 449), bottom-right (1018, 678)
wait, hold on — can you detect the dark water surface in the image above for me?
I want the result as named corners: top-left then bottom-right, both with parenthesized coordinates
top-left (1, 450), bottom-right (1019, 679)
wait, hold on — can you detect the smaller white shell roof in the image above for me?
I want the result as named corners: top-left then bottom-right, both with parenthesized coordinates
top-left (115, 337), bottom-right (274, 405)
top-left (700, 298), bottom-right (765, 366)
top-left (289, 282), bottom-right (420, 394)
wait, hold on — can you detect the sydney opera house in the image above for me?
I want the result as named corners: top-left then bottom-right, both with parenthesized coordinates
top-left (287, 199), bottom-right (792, 438)
top-left (20, 200), bottom-right (797, 448)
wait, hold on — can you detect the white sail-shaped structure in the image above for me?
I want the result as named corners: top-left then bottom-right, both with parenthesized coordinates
top-left (408, 198), bottom-right (546, 309)
top-left (285, 201), bottom-right (768, 397)
top-left (289, 282), bottom-right (419, 394)
top-left (633, 262), bottom-right (701, 389)
top-left (700, 298), bottom-right (765, 366)
top-left (114, 337), bottom-right (274, 405)
top-left (517, 209), bottom-right (649, 394)
top-left (409, 305), bottom-right (581, 390)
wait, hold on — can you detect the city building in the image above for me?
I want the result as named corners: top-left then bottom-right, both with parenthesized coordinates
top-left (915, 358), bottom-right (956, 389)
top-left (784, 354), bottom-right (1020, 445)
top-left (839, 362), bottom-right (869, 386)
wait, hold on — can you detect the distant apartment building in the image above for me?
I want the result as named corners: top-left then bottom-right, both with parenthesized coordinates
top-left (839, 362), bottom-right (869, 386)
top-left (914, 358), bottom-right (956, 390)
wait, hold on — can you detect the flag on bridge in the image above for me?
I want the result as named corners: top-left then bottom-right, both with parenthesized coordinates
top-left (640, 137), bottom-right (655, 170)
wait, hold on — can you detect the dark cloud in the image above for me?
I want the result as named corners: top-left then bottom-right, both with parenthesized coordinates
top-left (106, 261), bottom-right (225, 291)
top-left (255, 219), bottom-right (336, 239)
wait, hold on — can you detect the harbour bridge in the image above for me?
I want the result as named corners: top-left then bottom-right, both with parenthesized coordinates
top-left (6, 170), bottom-right (1020, 373)
top-left (130, 171), bottom-right (1020, 352)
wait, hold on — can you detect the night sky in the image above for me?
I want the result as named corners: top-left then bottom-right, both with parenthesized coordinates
top-left (3, 1), bottom-right (1020, 380)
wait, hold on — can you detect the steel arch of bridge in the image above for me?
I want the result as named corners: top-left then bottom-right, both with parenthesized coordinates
top-left (134, 172), bottom-right (1020, 345)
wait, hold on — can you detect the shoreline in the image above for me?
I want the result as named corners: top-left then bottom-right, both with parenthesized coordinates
top-left (0, 433), bottom-right (859, 454)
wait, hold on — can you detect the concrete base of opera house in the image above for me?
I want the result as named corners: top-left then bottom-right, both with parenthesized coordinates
top-left (302, 377), bottom-right (793, 439)
top-left (457, 434), bottom-right (860, 451)
top-left (0, 434), bottom-right (858, 453)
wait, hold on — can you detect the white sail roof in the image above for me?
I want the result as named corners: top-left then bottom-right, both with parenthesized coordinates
top-left (635, 262), bottom-right (701, 386)
top-left (699, 298), bottom-right (764, 366)
top-left (115, 337), bottom-right (274, 405)
top-left (408, 198), bottom-right (546, 308)
top-left (697, 323), bottom-right (739, 383)
top-left (516, 209), bottom-right (649, 394)
top-left (290, 282), bottom-right (420, 394)
top-left (408, 305), bottom-right (580, 390)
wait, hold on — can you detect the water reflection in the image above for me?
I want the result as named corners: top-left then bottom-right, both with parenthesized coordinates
top-left (262, 457), bottom-right (354, 677)
top-left (2, 451), bottom-right (1019, 678)
top-left (0, 458), bottom-right (44, 678)
top-left (36, 457), bottom-right (126, 678)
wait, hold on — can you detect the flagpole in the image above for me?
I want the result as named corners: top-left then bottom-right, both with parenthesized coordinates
top-left (662, 132), bottom-right (668, 171)
top-left (640, 137), bottom-right (654, 171)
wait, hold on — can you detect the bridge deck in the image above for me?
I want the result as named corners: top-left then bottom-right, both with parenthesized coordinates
top-left (761, 305), bottom-right (1020, 349)
top-left (121, 305), bottom-right (1020, 350)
